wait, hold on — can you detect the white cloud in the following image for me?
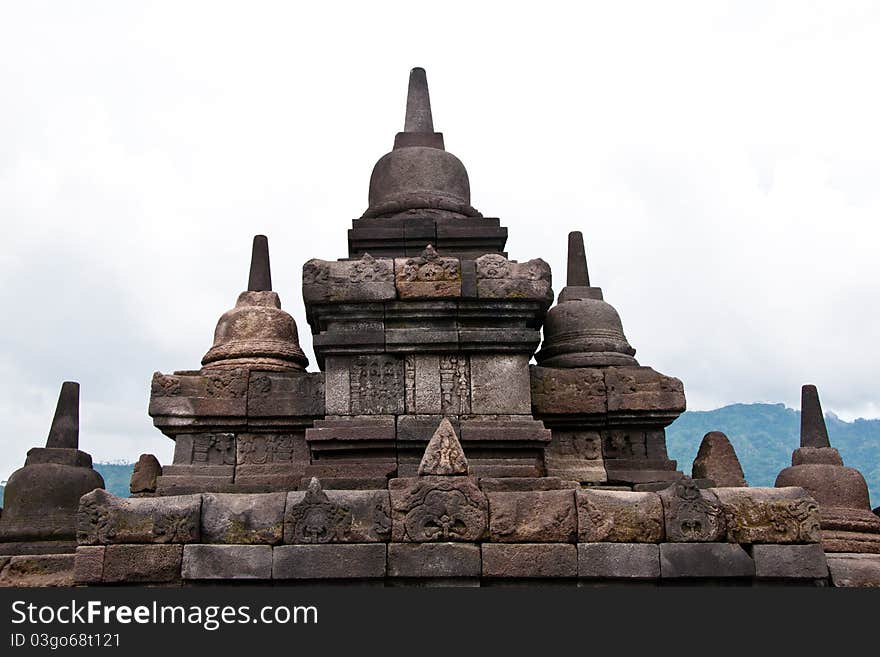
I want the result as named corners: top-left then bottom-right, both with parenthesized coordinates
top-left (1, 1), bottom-right (878, 479)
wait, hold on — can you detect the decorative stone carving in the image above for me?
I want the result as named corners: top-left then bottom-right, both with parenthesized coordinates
top-left (576, 490), bottom-right (664, 543)
top-left (285, 478), bottom-right (353, 544)
top-left (302, 255), bottom-right (396, 303)
top-left (439, 355), bottom-right (470, 414)
top-left (713, 487), bottom-right (821, 544)
top-left (488, 490), bottom-right (577, 543)
top-left (389, 476), bottom-right (487, 542)
top-left (284, 478), bottom-right (392, 544)
top-left (658, 478), bottom-right (726, 542)
top-left (236, 434), bottom-right (307, 466)
top-left (350, 355), bottom-right (405, 415)
top-left (474, 254), bottom-right (553, 304)
top-left (76, 489), bottom-right (200, 545)
top-left (395, 245), bottom-right (461, 298)
top-left (418, 418), bottom-right (468, 476)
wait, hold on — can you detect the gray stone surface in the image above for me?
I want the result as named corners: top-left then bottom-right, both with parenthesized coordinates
top-left (273, 544), bottom-right (387, 579)
top-left (482, 543), bottom-right (577, 578)
top-left (659, 543), bottom-right (755, 579)
top-left (388, 543), bottom-right (481, 578)
top-left (73, 546), bottom-right (105, 584)
top-left (182, 545), bottom-right (273, 580)
top-left (488, 490), bottom-right (577, 543)
top-left (578, 543), bottom-right (660, 579)
top-left (826, 553), bottom-right (880, 587)
top-left (470, 354), bottom-right (531, 414)
top-left (201, 492), bottom-right (286, 544)
top-left (77, 489), bottom-right (201, 545)
top-left (752, 544), bottom-right (828, 579)
top-left (0, 554), bottom-right (76, 587)
top-left (577, 489), bottom-right (664, 543)
top-left (102, 544), bottom-right (183, 583)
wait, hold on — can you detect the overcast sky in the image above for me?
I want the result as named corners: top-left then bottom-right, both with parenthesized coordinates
top-left (1, 2), bottom-right (878, 480)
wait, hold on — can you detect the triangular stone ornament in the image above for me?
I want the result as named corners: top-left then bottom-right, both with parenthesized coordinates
top-left (418, 417), bottom-right (468, 476)
top-left (304, 476), bottom-right (329, 503)
top-left (421, 244), bottom-right (439, 260)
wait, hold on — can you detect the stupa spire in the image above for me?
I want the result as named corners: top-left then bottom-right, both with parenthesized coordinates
top-left (45, 381), bottom-right (79, 449)
top-left (566, 231), bottom-right (590, 287)
top-left (404, 67), bottom-right (434, 133)
top-left (800, 384), bottom-right (830, 448)
top-left (247, 234), bottom-right (272, 292)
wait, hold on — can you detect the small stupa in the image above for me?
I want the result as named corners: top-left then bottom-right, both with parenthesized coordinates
top-left (201, 235), bottom-right (308, 372)
top-left (0, 382), bottom-right (104, 555)
top-left (775, 385), bottom-right (880, 553)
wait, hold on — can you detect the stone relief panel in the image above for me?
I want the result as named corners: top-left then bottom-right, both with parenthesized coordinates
top-left (350, 355), bottom-right (405, 415)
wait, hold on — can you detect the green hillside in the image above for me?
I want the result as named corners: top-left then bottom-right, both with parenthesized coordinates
top-left (1, 404), bottom-right (878, 508)
top-left (666, 403), bottom-right (880, 507)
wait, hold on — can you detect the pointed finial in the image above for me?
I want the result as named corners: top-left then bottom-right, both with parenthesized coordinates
top-left (404, 67), bottom-right (434, 133)
top-left (800, 384), bottom-right (831, 448)
top-left (46, 381), bottom-right (79, 449)
top-left (247, 235), bottom-right (272, 292)
top-left (567, 231), bottom-right (590, 287)
top-left (419, 417), bottom-right (468, 476)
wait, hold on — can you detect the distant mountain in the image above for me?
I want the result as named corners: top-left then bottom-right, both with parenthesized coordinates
top-left (1, 404), bottom-right (877, 508)
top-left (666, 403), bottom-right (880, 507)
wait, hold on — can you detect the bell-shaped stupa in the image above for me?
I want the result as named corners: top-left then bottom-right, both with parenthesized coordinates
top-left (535, 231), bottom-right (637, 368)
top-left (202, 235), bottom-right (308, 372)
top-left (776, 384), bottom-right (880, 553)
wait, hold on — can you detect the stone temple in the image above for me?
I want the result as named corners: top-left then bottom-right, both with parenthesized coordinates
top-left (1, 68), bottom-right (878, 587)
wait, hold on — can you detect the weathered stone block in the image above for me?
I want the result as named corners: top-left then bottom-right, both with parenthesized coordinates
top-left (470, 355), bottom-right (531, 414)
top-left (658, 479), bottom-right (726, 542)
top-left (102, 545), bottom-right (183, 583)
top-left (659, 543), bottom-right (755, 579)
top-left (246, 371), bottom-right (324, 418)
top-left (130, 454), bottom-right (161, 495)
top-left (77, 489), bottom-right (201, 545)
top-left (826, 553), bottom-right (880, 587)
top-left (0, 554), bottom-right (75, 587)
top-left (272, 544), bottom-right (387, 579)
top-left (201, 493), bottom-right (286, 544)
top-left (149, 370), bottom-right (248, 419)
top-left (544, 430), bottom-right (606, 483)
top-left (712, 487), bottom-right (821, 544)
top-left (172, 433), bottom-right (236, 466)
top-left (691, 432), bottom-right (746, 487)
top-left (577, 489), bottom-right (664, 543)
top-left (530, 366), bottom-right (606, 415)
top-left (182, 545), bottom-right (273, 580)
top-left (387, 543), bottom-right (481, 578)
top-left (605, 367), bottom-right (686, 414)
top-left (474, 254), bottom-right (553, 304)
top-left (284, 482), bottom-right (391, 543)
top-left (302, 255), bottom-right (396, 303)
top-left (73, 546), bottom-right (105, 584)
top-left (236, 433), bottom-right (308, 469)
top-left (488, 490), bottom-right (577, 543)
top-left (578, 543), bottom-right (660, 579)
top-left (389, 476), bottom-right (488, 542)
top-left (479, 477), bottom-right (576, 492)
top-left (482, 543), bottom-right (577, 578)
top-left (395, 246), bottom-right (462, 298)
top-left (752, 544), bottom-right (828, 579)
